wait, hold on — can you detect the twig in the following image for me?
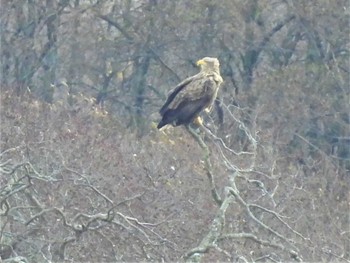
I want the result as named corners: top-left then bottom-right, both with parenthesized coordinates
top-left (202, 124), bottom-right (254, 156)
top-left (63, 166), bottom-right (114, 204)
top-left (249, 203), bottom-right (309, 241)
top-left (218, 232), bottom-right (302, 261)
top-left (228, 187), bottom-right (298, 251)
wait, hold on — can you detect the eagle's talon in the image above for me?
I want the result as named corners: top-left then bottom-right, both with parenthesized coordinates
top-left (193, 116), bottom-right (203, 126)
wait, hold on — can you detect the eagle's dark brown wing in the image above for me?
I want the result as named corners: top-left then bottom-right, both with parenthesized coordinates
top-left (159, 75), bottom-right (198, 115)
top-left (157, 76), bottom-right (218, 129)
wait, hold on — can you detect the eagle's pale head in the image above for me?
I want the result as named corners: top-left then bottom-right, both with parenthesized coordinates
top-left (196, 57), bottom-right (220, 72)
top-left (196, 57), bottom-right (221, 77)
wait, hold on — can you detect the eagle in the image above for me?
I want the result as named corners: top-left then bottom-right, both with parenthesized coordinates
top-left (157, 57), bottom-right (223, 129)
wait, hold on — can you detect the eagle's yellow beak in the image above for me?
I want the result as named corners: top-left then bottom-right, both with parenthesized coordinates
top-left (196, 59), bottom-right (206, 66)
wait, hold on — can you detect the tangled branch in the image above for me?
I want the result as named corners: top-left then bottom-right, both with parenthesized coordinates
top-left (184, 105), bottom-right (305, 262)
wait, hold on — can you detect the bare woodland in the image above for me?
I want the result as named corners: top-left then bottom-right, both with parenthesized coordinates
top-left (1, 0), bottom-right (349, 262)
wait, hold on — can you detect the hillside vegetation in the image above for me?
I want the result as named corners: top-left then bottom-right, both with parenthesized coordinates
top-left (1, 1), bottom-right (349, 262)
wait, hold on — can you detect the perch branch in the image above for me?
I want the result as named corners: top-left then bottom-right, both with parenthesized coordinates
top-left (186, 125), bottom-right (222, 206)
top-left (184, 189), bottom-right (234, 262)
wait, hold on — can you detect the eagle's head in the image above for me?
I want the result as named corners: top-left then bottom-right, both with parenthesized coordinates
top-left (196, 57), bottom-right (220, 73)
top-left (196, 57), bottom-right (220, 76)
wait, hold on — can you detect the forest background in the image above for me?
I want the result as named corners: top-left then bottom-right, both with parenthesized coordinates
top-left (1, 1), bottom-right (349, 262)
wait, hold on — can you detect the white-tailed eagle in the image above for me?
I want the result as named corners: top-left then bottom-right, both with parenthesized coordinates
top-left (157, 57), bottom-right (223, 129)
